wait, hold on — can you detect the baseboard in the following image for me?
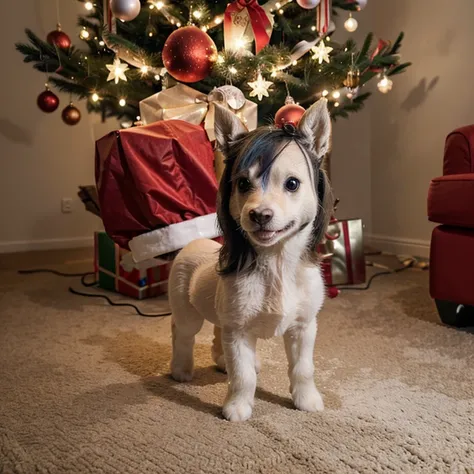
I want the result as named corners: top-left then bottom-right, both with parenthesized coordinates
top-left (0, 236), bottom-right (94, 254)
top-left (366, 233), bottom-right (430, 259)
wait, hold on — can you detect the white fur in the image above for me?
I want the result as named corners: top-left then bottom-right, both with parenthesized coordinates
top-left (168, 100), bottom-right (331, 421)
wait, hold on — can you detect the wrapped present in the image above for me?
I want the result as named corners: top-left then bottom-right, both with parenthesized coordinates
top-left (94, 232), bottom-right (172, 300)
top-left (95, 119), bottom-right (221, 262)
top-left (139, 83), bottom-right (258, 142)
top-left (320, 218), bottom-right (366, 286)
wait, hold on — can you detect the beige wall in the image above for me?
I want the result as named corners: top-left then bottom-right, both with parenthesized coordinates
top-left (0, 0), bottom-right (118, 253)
top-left (368, 0), bottom-right (474, 257)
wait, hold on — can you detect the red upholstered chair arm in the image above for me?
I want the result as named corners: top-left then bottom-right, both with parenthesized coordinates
top-left (428, 174), bottom-right (474, 228)
top-left (444, 126), bottom-right (474, 175)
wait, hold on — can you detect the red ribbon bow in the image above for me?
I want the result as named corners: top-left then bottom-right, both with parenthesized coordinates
top-left (224, 0), bottom-right (271, 54)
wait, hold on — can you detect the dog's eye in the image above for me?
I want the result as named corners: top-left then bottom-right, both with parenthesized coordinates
top-left (237, 177), bottom-right (251, 193)
top-left (285, 177), bottom-right (300, 192)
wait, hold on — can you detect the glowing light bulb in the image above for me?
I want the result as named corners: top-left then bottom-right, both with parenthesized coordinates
top-left (344, 15), bottom-right (358, 33)
top-left (377, 75), bottom-right (393, 94)
top-left (176, 22), bottom-right (181, 27)
top-left (201, 26), bottom-right (208, 32)
top-left (193, 10), bottom-right (202, 19)
top-left (334, 102), bottom-right (340, 107)
top-left (311, 26), bottom-right (316, 31)
top-left (276, 2), bottom-right (281, 7)
top-left (228, 66), bottom-right (238, 74)
top-left (332, 90), bottom-right (341, 99)
top-left (217, 54), bottom-right (225, 64)
top-left (80, 28), bottom-right (90, 39)
top-left (235, 38), bottom-right (247, 49)
top-left (136, 115), bottom-right (141, 121)
top-left (149, 3), bottom-right (154, 9)
top-left (91, 93), bottom-right (99, 102)
top-left (85, 1), bottom-right (94, 10)
top-left (292, 60), bottom-right (297, 66)
top-left (156, 1), bottom-right (164, 9)
top-left (119, 98), bottom-right (126, 107)
top-left (346, 92), bottom-right (354, 99)
top-left (99, 40), bottom-right (105, 46)
top-left (154, 74), bottom-right (161, 80)
top-left (215, 17), bottom-right (222, 24)
top-left (278, 8), bottom-right (283, 14)
top-left (322, 90), bottom-right (329, 97)
top-left (141, 65), bottom-right (149, 74)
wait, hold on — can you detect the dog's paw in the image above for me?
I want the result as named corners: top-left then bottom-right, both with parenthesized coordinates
top-left (255, 356), bottom-right (261, 374)
top-left (292, 384), bottom-right (324, 412)
top-left (222, 398), bottom-right (253, 422)
top-left (214, 354), bottom-right (227, 373)
top-left (170, 363), bottom-right (193, 382)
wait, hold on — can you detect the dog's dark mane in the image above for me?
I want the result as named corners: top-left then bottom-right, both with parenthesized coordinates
top-left (217, 126), bottom-right (333, 276)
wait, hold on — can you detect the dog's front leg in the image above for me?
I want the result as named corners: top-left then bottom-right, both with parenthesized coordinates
top-left (221, 327), bottom-right (257, 422)
top-left (284, 318), bottom-right (324, 412)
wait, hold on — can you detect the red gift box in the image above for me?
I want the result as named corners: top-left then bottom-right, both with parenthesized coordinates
top-left (94, 232), bottom-right (172, 300)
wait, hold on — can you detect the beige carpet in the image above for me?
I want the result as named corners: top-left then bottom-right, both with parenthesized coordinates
top-left (1, 249), bottom-right (474, 473)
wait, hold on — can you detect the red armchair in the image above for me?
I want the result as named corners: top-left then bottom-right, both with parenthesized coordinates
top-left (428, 125), bottom-right (474, 326)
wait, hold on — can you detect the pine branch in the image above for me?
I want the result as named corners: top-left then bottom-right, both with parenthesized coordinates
top-left (356, 33), bottom-right (374, 64)
top-left (388, 62), bottom-right (412, 76)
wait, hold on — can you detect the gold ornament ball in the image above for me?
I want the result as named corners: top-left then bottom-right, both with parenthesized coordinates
top-left (344, 68), bottom-right (360, 89)
top-left (61, 103), bottom-right (81, 125)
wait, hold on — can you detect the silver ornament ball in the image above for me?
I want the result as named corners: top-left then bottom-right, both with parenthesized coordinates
top-left (110, 0), bottom-right (141, 21)
top-left (296, 0), bottom-right (321, 9)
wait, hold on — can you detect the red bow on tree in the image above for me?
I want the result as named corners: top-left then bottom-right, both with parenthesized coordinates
top-left (224, 0), bottom-right (272, 54)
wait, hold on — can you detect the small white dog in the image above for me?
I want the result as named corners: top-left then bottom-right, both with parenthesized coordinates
top-left (168, 99), bottom-right (333, 422)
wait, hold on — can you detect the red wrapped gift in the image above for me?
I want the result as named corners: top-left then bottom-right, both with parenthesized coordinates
top-left (320, 218), bottom-right (366, 286)
top-left (95, 119), bottom-right (221, 262)
top-left (94, 232), bottom-right (172, 300)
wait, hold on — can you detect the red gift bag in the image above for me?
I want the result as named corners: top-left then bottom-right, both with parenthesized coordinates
top-left (320, 218), bottom-right (366, 286)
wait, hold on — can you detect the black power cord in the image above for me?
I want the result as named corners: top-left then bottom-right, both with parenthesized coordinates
top-left (18, 269), bottom-right (172, 318)
top-left (336, 263), bottom-right (413, 291)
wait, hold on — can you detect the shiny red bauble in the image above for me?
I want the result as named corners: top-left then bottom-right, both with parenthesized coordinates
top-left (275, 104), bottom-right (306, 127)
top-left (37, 88), bottom-right (60, 113)
top-left (46, 24), bottom-right (71, 50)
top-left (61, 103), bottom-right (81, 125)
top-left (162, 26), bottom-right (218, 83)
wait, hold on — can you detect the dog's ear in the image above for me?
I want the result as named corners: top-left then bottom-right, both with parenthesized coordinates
top-left (297, 98), bottom-right (331, 160)
top-left (214, 103), bottom-right (248, 154)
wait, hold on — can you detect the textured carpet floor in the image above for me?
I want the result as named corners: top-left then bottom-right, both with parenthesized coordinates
top-left (1, 252), bottom-right (474, 473)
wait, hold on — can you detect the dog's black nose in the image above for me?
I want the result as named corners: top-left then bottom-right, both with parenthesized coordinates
top-left (249, 209), bottom-right (273, 225)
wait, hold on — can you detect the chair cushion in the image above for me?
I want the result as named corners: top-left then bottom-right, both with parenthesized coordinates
top-left (428, 174), bottom-right (474, 228)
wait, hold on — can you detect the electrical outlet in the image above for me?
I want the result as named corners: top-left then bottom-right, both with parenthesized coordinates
top-left (61, 198), bottom-right (73, 213)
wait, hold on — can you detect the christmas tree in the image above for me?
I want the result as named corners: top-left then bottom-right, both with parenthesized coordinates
top-left (15, 0), bottom-right (411, 125)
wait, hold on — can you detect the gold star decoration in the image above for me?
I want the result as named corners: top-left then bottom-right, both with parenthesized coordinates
top-left (311, 40), bottom-right (333, 64)
top-left (248, 72), bottom-right (273, 101)
top-left (106, 58), bottom-right (129, 84)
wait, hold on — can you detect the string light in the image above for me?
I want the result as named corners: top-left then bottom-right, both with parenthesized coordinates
top-left (322, 90), bottom-right (329, 97)
top-left (192, 10), bottom-right (202, 19)
top-left (217, 54), bottom-right (225, 64)
top-left (99, 40), bottom-right (105, 46)
top-left (332, 90), bottom-right (341, 99)
top-left (276, 2), bottom-right (281, 7)
top-left (292, 60), bottom-right (297, 66)
top-left (201, 26), bottom-right (208, 32)
top-left (140, 65), bottom-right (149, 74)
top-left (85, 1), bottom-right (94, 10)
top-left (149, 3), bottom-right (154, 9)
top-left (228, 66), bottom-right (238, 74)
top-left (119, 98), bottom-right (126, 107)
top-left (80, 27), bottom-right (90, 39)
top-left (136, 115), bottom-right (141, 121)
top-left (334, 102), bottom-right (340, 107)
top-left (156, 1), bottom-right (164, 9)
top-left (278, 9), bottom-right (284, 14)
top-left (91, 93), bottom-right (100, 102)
top-left (154, 74), bottom-right (161, 80)
top-left (214, 17), bottom-right (222, 24)
top-left (176, 22), bottom-right (181, 27)
top-left (311, 26), bottom-right (316, 31)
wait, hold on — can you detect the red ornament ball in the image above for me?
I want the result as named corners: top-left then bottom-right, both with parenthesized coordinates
top-left (37, 88), bottom-right (60, 113)
top-left (46, 24), bottom-right (71, 50)
top-left (61, 103), bottom-right (81, 126)
top-left (162, 26), bottom-right (218, 83)
top-left (275, 104), bottom-right (306, 127)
